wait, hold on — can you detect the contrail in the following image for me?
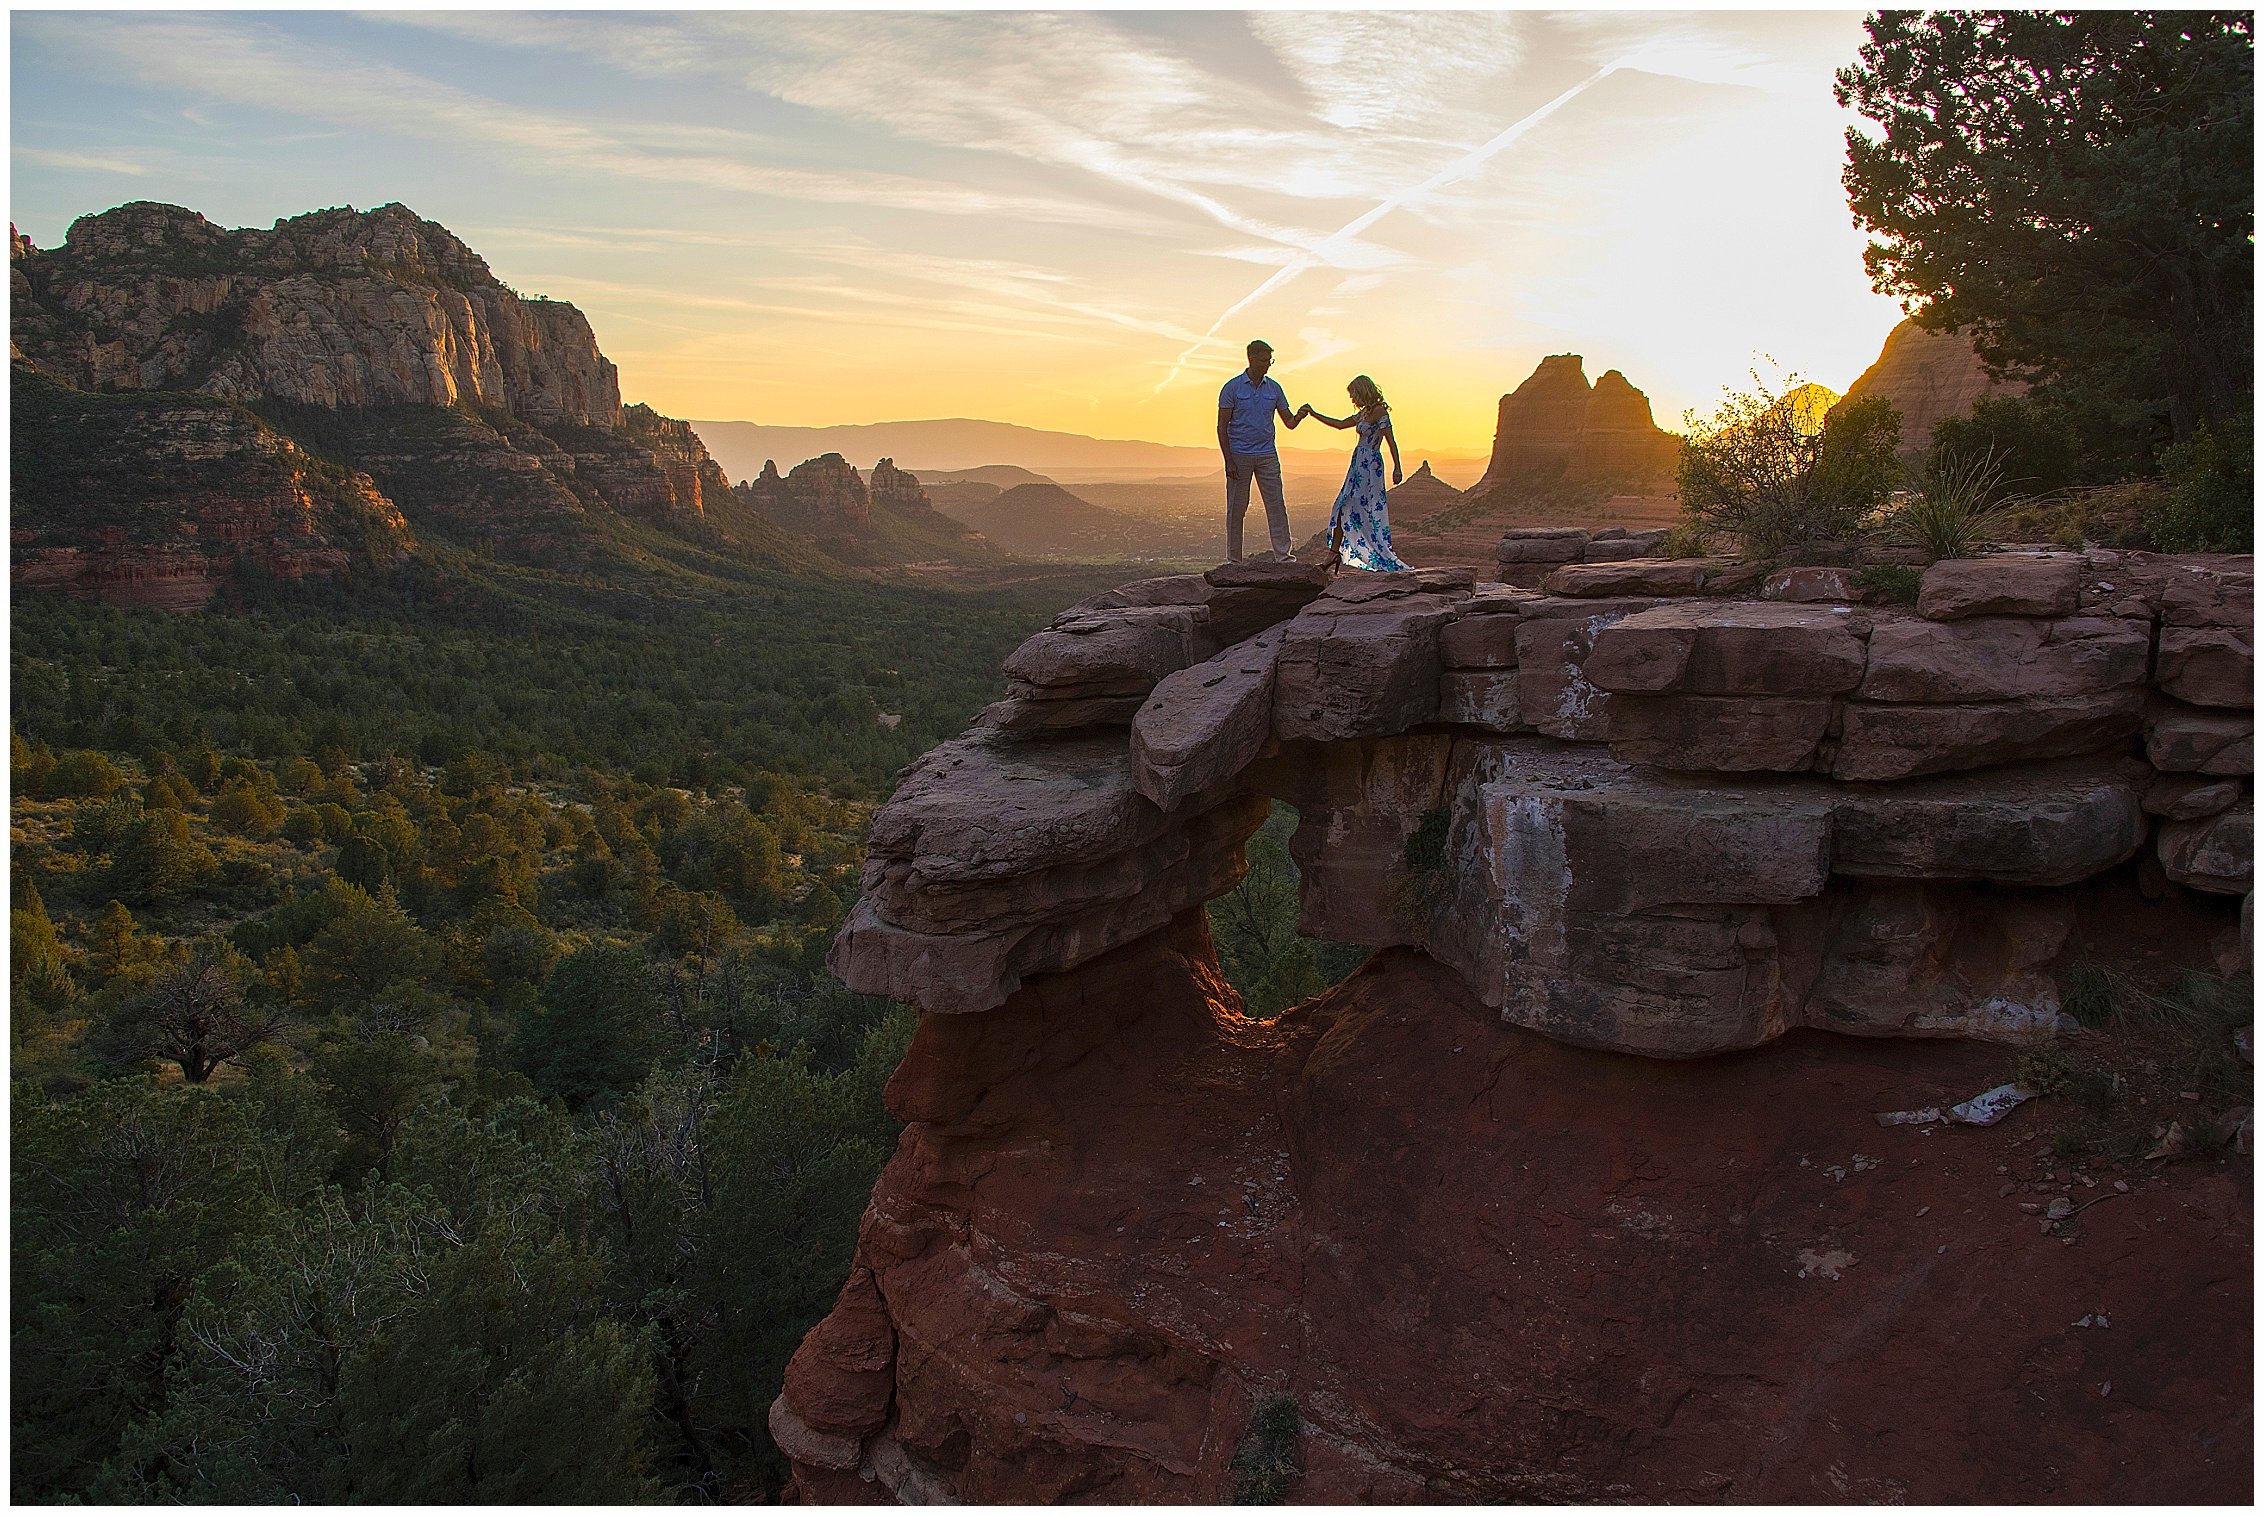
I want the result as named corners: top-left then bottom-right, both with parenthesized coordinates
top-left (1155, 62), bottom-right (1625, 394)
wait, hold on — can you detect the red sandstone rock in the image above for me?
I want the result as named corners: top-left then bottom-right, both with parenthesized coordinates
top-left (1580, 525), bottom-right (1670, 561)
top-left (1475, 356), bottom-right (1680, 493)
top-left (1422, 742), bottom-right (2130, 1052)
top-left (1608, 693), bottom-right (1833, 772)
top-left (1494, 526), bottom-right (1590, 564)
top-left (2158, 805), bottom-right (2253, 894)
top-left (1761, 564), bottom-right (1862, 603)
top-left (783, 1266), bottom-right (898, 1437)
top-left (9, 376), bottom-right (414, 607)
top-left (1271, 594), bottom-right (1462, 743)
top-left (1068, 572), bottom-right (1211, 614)
top-left (1379, 459), bottom-right (1464, 523)
top-left (868, 457), bottom-right (928, 512)
top-left (1838, 317), bottom-right (2023, 467)
top-left (1586, 602), bottom-right (1867, 696)
top-left (786, 930), bottom-right (2247, 1504)
top-left (1255, 735), bottom-right (1451, 947)
top-left (1830, 759), bottom-right (2148, 886)
top-left (1437, 613), bottom-right (1520, 668)
top-left (979, 692), bottom-right (1148, 735)
top-left (1858, 614), bottom-right (2150, 703)
top-left (1204, 558), bottom-right (1329, 590)
top-left (1436, 669), bottom-right (1525, 732)
top-left (1512, 596), bottom-right (1677, 741)
top-left (2158, 555), bottom-right (2254, 630)
top-left (17, 202), bottom-right (623, 424)
top-left (1542, 557), bottom-right (1741, 597)
top-left (1131, 627), bottom-right (1285, 810)
top-left (2157, 624), bottom-right (2254, 709)
top-left (2144, 699), bottom-right (2254, 775)
top-left (769, 1398), bottom-right (863, 1473)
top-left (1916, 554), bottom-right (2084, 619)
top-left (2142, 773), bottom-right (2245, 821)
top-left (1002, 605), bottom-right (1204, 692)
top-left (833, 792), bottom-right (1264, 1015)
top-left (1834, 692), bottom-right (2146, 782)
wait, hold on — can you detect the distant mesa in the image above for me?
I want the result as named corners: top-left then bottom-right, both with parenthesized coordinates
top-left (930, 478), bottom-right (1165, 561)
top-left (1839, 318), bottom-right (2027, 466)
top-left (869, 457), bottom-right (929, 513)
top-left (734, 452), bottom-right (993, 569)
top-left (9, 199), bottom-right (818, 603)
top-left (1473, 354), bottom-right (1681, 495)
top-left (740, 452), bottom-right (874, 531)
top-left (1384, 459), bottom-right (1465, 524)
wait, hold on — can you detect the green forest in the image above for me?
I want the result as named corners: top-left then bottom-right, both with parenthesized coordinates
top-left (10, 556), bottom-right (1349, 1501)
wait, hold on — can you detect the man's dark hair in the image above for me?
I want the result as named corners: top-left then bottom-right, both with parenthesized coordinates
top-left (1246, 339), bottom-right (1272, 355)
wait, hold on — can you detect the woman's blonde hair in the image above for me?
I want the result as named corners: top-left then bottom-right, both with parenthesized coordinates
top-left (1348, 374), bottom-right (1388, 417)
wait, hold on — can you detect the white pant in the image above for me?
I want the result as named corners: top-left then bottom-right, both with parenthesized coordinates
top-left (1224, 452), bottom-right (1290, 559)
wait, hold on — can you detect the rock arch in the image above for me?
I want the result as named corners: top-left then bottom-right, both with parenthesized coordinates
top-left (793, 544), bottom-right (2251, 1501)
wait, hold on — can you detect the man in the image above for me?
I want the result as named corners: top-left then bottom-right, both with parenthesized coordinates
top-left (1217, 339), bottom-right (1303, 561)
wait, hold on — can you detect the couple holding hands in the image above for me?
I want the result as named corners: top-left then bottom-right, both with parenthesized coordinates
top-left (1215, 338), bottom-right (1407, 572)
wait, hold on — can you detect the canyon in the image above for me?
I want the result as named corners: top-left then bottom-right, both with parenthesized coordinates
top-left (780, 544), bottom-right (2252, 1501)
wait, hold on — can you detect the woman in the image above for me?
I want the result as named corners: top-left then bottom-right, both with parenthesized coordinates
top-left (1300, 375), bottom-right (1408, 571)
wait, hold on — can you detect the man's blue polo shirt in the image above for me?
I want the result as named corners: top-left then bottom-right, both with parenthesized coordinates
top-left (1219, 372), bottom-right (1289, 456)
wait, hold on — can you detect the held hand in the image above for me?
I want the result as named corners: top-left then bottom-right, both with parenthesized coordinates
top-left (1392, 467), bottom-right (1404, 485)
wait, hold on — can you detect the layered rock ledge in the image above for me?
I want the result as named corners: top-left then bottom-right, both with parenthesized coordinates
top-left (834, 549), bottom-right (2251, 1054)
top-left (797, 546), bottom-right (2252, 1501)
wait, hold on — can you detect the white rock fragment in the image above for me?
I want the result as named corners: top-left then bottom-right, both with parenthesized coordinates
top-left (1797, 1247), bottom-right (1857, 1281)
top-left (1948, 1083), bottom-right (2035, 1126)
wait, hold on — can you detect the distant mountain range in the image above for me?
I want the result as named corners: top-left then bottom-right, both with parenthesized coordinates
top-left (928, 480), bottom-right (1211, 561)
top-left (690, 417), bottom-right (1371, 484)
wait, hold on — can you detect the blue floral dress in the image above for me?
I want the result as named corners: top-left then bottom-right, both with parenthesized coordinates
top-left (1326, 412), bottom-right (1408, 571)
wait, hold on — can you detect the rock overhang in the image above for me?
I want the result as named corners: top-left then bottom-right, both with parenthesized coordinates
top-left (832, 547), bottom-right (2253, 1056)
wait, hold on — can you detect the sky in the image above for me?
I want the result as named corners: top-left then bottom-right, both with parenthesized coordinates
top-left (10, 7), bottom-right (1911, 456)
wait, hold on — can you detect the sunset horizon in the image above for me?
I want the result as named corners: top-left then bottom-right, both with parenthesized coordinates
top-left (13, 10), bottom-right (1910, 457)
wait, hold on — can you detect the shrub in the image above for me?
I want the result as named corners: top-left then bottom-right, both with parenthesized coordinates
top-left (1852, 564), bottom-right (1921, 605)
top-left (210, 778), bottom-right (285, 837)
top-left (1675, 377), bottom-right (1903, 557)
top-left (46, 749), bottom-right (127, 801)
top-left (1888, 448), bottom-right (2023, 561)
top-left (1232, 1395), bottom-right (1301, 1504)
top-left (1387, 807), bottom-right (1454, 927)
top-left (2148, 415), bottom-right (2253, 552)
top-left (2060, 964), bottom-right (2118, 1030)
top-left (14, 735), bottom-right (57, 797)
top-left (1929, 396), bottom-right (2079, 497)
top-left (2015, 1041), bottom-right (2076, 1100)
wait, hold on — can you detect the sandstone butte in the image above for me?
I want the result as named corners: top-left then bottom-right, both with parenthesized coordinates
top-left (782, 546), bottom-right (2253, 1503)
top-left (1470, 353), bottom-right (1682, 496)
top-left (10, 202), bottom-right (749, 606)
top-left (1839, 317), bottom-right (2027, 469)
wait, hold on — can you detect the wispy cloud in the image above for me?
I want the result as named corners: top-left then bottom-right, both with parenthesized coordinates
top-left (23, 13), bottom-right (1159, 232)
top-left (16, 146), bottom-right (151, 177)
top-left (1249, 11), bottom-right (1528, 136)
top-left (1155, 62), bottom-right (1628, 392)
top-left (372, 9), bottom-right (1424, 268)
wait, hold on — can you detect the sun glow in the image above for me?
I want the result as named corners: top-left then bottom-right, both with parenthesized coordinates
top-left (10, 10), bottom-right (1907, 459)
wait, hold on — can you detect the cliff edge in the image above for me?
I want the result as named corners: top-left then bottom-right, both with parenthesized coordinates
top-left (780, 543), bottom-right (2252, 1500)
top-left (10, 202), bottom-right (788, 594)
